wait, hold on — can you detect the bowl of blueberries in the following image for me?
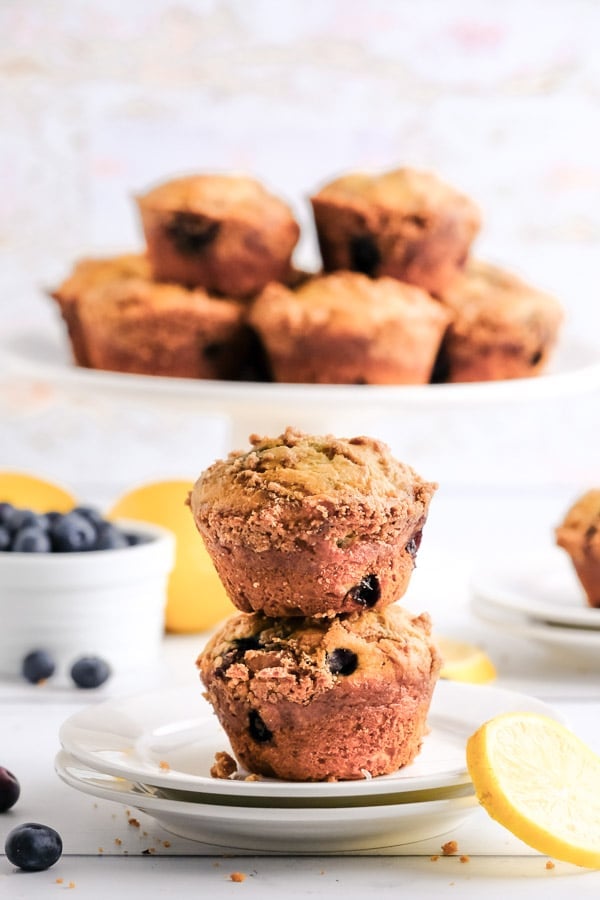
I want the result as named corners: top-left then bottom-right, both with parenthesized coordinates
top-left (0, 502), bottom-right (175, 679)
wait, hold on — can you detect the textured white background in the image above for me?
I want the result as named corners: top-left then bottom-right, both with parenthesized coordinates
top-left (0, 0), bottom-right (599, 507)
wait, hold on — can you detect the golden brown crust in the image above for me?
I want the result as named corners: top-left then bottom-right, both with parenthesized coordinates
top-left (248, 271), bottom-right (451, 384)
top-left (136, 174), bottom-right (300, 298)
top-left (198, 605), bottom-right (441, 781)
top-left (76, 277), bottom-right (252, 379)
top-left (189, 427), bottom-right (437, 616)
top-left (49, 254), bottom-right (150, 366)
top-left (436, 260), bottom-right (564, 382)
top-left (310, 167), bottom-right (480, 295)
top-left (556, 490), bottom-right (600, 608)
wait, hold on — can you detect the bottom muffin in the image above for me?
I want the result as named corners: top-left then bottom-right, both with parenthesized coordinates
top-left (197, 605), bottom-right (441, 782)
top-left (556, 490), bottom-right (600, 608)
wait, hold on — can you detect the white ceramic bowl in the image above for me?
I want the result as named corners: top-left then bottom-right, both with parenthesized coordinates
top-left (0, 519), bottom-right (175, 678)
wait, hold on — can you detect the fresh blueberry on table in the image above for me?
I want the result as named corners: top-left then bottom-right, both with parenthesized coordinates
top-left (22, 649), bottom-right (56, 684)
top-left (0, 767), bottom-right (20, 812)
top-left (4, 822), bottom-right (63, 871)
top-left (70, 656), bottom-right (111, 689)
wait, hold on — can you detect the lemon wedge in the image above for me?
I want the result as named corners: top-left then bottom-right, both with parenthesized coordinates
top-left (0, 471), bottom-right (76, 512)
top-left (436, 635), bottom-right (496, 684)
top-left (108, 480), bottom-right (234, 633)
top-left (466, 712), bottom-right (600, 868)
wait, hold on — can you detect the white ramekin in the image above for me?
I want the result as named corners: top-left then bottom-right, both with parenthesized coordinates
top-left (0, 519), bottom-right (175, 678)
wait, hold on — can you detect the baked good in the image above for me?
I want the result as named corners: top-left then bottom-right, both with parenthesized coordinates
top-left (136, 174), bottom-right (300, 298)
top-left (73, 275), bottom-right (254, 379)
top-left (50, 254), bottom-right (150, 367)
top-left (248, 271), bottom-right (451, 384)
top-left (555, 490), bottom-right (600, 608)
top-left (310, 167), bottom-right (480, 295)
top-left (434, 260), bottom-right (564, 383)
top-left (188, 427), bottom-right (437, 617)
top-left (197, 604), bottom-right (441, 781)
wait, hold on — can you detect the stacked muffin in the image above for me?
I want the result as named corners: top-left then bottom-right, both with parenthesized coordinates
top-left (50, 164), bottom-right (564, 386)
top-left (189, 427), bottom-right (441, 782)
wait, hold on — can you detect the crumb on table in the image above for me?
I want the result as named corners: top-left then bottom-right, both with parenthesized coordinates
top-left (441, 839), bottom-right (458, 856)
top-left (229, 872), bottom-right (246, 882)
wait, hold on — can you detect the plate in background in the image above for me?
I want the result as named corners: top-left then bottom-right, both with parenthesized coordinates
top-left (471, 549), bottom-right (599, 630)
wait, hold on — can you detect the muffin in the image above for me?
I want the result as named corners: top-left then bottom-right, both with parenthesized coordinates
top-left (248, 271), bottom-right (451, 384)
top-left (555, 490), bottom-right (600, 608)
top-left (50, 254), bottom-right (150, 367)
top-left (310, 167), bottom-right (480, 295)
top-left (75, 275), bottom-right (253, 379)
top-left (188, 427), bottom-right (437, 617)
top-left (198, 605), bottom-right (441, 781)
top-left (434, 260), bottom-right (564, 383)
top-left (136, 174), bottom-right (300, 298)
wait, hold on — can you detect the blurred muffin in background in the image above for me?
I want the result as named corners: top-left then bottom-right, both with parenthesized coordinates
top-left (310, 166), bottom-right (481, 295)
top-left (136, 173), bottom-right (300, 298)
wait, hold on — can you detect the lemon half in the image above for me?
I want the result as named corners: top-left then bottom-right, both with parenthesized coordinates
top-left (436, 635), bottom-right (496, 684)
top-left (0, 471), bottom-right (76, 512)
top-left (108, 480), bottom-right (234, 633)
top-left (467, 712), bottom-right (600, 868)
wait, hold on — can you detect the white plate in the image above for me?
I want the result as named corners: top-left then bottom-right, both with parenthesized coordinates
top-left (5, 327), bottom-right (600, 411)
top-left (59, 680), bottom-right (561, 804)
top-left (470, 594), bottom-right (600, 658)
top-left (471, 549), bottom-right (600, 629)
top-left (55, 750), bottom-right (478, 853)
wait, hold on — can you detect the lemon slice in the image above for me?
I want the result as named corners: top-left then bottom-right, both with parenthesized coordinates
top-left (466, 712), bottom-right (600, 868)
top-left (436, 635), bottom-right (496, 684)
top-left (108, 480), bottom-right (234, 634)
top-left (0, 471), bottom-right (76, 512)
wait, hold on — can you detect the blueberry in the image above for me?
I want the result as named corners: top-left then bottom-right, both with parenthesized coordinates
top-left (72, 505), bottom-right (105, 527)
top-left (248, 710), bottom-right (272, 743)
top-left (0, 501), bottom-right (14, 524)
top-left (405, 530), bottom-right (423, 559)
top-left (5, 822), bottom-right (62, 871)
top-left (349, 234), bottom-right (381, 277)
top-left (326, 648), bottom-right (358, 676)
top-left (12, 526), bottom-right (52, 553)
top-left (0, 525), bottom-right (11, 550)
top-left (50, 511), bottom-right (97, 552)
top-left (125, 531), bottom-right (151, 546)
top-left (0, 767), bottom-right (20, 812)
top-left (22, 649), bottom-right (56, 684)
top-left (345, 574), bottom-right (381, 608)
top-left (70, 656), bottom-right (111, 689)
top-left (165, 212), bottom-right (220, 255)
top-left (7, 508), bottom-right (41, 533)
top-left (93, 522), bottom-right (129, 550)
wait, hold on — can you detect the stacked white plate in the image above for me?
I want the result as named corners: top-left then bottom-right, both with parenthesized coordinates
top-left (471, 548), bottom-right (600, 662)
top-left (56, 680), bottom-right (561, 853)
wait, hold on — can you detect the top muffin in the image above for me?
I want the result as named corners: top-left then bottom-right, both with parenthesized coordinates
top-left (310, 166), bottom-right (481, 295)
top-left (188, 427), bottom-right (437, 617)
top-left (136, 173), bottom-right (300, 298)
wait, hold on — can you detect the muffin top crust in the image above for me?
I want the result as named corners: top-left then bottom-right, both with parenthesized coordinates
top-left (312, 167), bottom-right (480, 221)
top-left (198, 605), bottom-right (439, 705)
top-left (556, 490), bottom-right (600, 558)
top-left (250, 271), bottom-right (451, 331)
top-left (137, 173), bottom-right (298, 225)
top-left (439, 260), bottom-right (564, 333)
top-left (191, 426), bottom-right (435, 516)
